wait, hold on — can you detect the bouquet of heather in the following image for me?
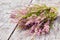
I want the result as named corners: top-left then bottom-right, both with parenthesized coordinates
top-left (10, 4), bottom-right (57, 36)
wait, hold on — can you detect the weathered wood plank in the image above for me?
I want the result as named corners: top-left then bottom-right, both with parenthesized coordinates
top-left (0, 13), bottom-right (17, 40)
top-left (0, 0), bottom-right (31, 40)
top-left (32, 0), bottom-right (60, 4)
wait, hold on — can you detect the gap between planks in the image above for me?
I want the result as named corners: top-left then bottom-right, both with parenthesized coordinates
top-left (7, 0), bottom-right (33, 40)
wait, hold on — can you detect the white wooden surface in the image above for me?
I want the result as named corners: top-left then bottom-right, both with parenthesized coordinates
top-left (0, 0), bottom-right (60, 40)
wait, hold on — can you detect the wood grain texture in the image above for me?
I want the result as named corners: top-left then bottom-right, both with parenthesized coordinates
top-left (0, 0), bottom-right (31, 40)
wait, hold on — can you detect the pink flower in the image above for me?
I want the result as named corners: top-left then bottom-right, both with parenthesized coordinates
top-left (10, 18), bottom-right (18, 23)
top-left (45, 28), bottom-right (49, 33)
top-left (37, 29), bottom-right (41, 35)
top-left (42, 31), bottom-right (45, 35)
top-left (10, 14), bottom-right (16, 18)
top-left (10, 10), bottom-right (20, 23)
top-left (25, 20), bottom-right (34, 25)
top-left (10, 9), bottom-right (27, 23)
top-left (37, 32), bottom-right (40, 36)
top-left (20, 9), bottom-right (27, 15)
top-left (43, 25), bottom-right (50, 33)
